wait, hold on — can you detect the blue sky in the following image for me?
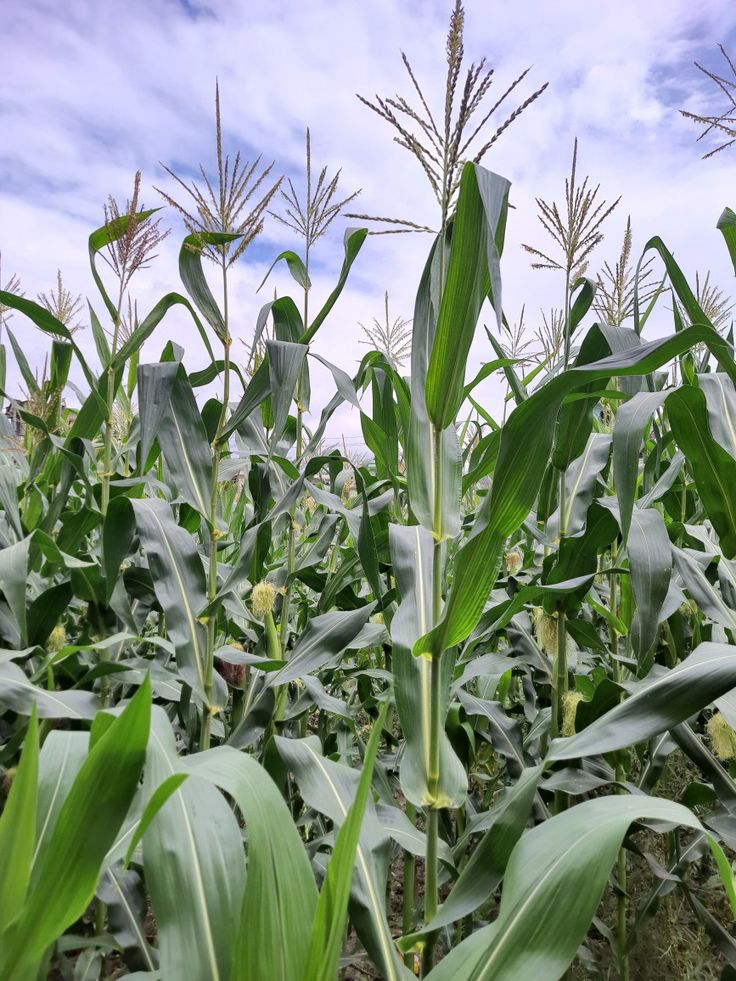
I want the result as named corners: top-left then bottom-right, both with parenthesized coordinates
top-left (2, 0), bottom-right (736, 445)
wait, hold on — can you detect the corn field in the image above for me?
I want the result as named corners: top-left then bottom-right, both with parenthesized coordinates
top-left (3, 5), bottom-right (736, 980)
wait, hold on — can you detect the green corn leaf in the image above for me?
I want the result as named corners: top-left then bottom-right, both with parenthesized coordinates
top-left (672, 545), bottom-right (736, 630)
top-left (136, 361), bottom-right (179, 468)
top-left (190, 358), bottom-right (246, 389)
top-left (405, 765), bottom-right (542, 944)
top-left (49, 339), bottom-right (73, 391)
top-left (407, 234), bottom-right (454, 534)
top-left (309, 352), bottom-right (362, 410)
top-left (114, 292), bottom-right (216, 366)
top-left (426, 796), bottom-right (705, 981)
top-left (600, 497), bottom-right (672, 659)
top-left (293, 513), bottom-right (340, 576)
top-left (462, 358), bottom-right (516, 400)
top-left (403, 228), bottom-right (460, 541)
top-left (275, 735), bottom-right (404, 981)
top-left (156, 365), bottom-right (213, 519)
top-left (0, 290), bottom-right (96, 390)
top-left (0, 707), bottom-right (38, 926)
top-left (221, 358), bottom-right (271, 440)
top-left (403, 233), bottom-right (461, 544)
top-left (301, 228), bottom-right (367, 343)
top-left (487, 329), bottom-right (528, 404)
top-left (624, 505), bottom-right (672, 660)
top-left (552, 324), bottom-right (618, 470)
top-left (170, 746), bottom-right (318, 981)
top-left (303, 694), bottom-right (391, 981)
top-left (130, 499), bottom-right (209, 701)
top-left (123, 773), bottom-right (189, 868)
top-left (612, 390), bottom-right (667, 541)
top-left (718, 206), bottom-right (736, 276)
top-left (549, 643), bottom-right (736, 760)
top-left (98, 864), bottom-right (157, 971)
top-left (266, 339), bottom-right (308, 449)
top-left (667, 384), bottom-right (736, 557)
top-left (0, 458), bottom-right (22, 543)
top-left (35, 731), bottom-right (88, 860)
top-left (458, 692), bottom-right (527, 777)
top-left (266, 605), bottom-right (375, 688)
top-left (698, 371), bottom-right (736, 458)
top-left (417, 323), bottom-right (736, 658)
top-left (566, 275), bottom-right (597, 342)
top-left (0, 536), bottom-right (30, 647)
top-left (179, 232), bottom-right (241, 342)
top-left (553, 432), bottom-right (611, 538)
top-left (102, 496), bottom-right (136, 602)
top-left (0, 679), bottom-right (150, 979)
top-left (88, 210), bottom-right (158, 321)
top-left (272, 295), bottom-right (305, 342)
top-left (0, 290), bottom-right (68, 341)
top-left (389, 524), bottom-right (466, 808)
top-left (6, 327), bottom-right (39, 394)
top-left (142, 710), bottom-right (245, 981)
top-left (89, 302), bottom-right (112, 366)
top-left (355, 476), bottom-right (384, 604)
top-left (425, 163), bottom-right (510, 430)
top-left (635, 236), bottom-right (713, 333)
top-left (258, 249), bottom-right (311, 291)
top-left (709, 837), bottom-right (736, 920)
top-left (66, 381), bottom-right (111, 442)
top-left (0, 662), bottom-right (102, 719)
top-left (614, 384), bottom-right (736, 582)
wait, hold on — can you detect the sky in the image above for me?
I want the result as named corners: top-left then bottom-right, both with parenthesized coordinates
top-left (2, 0), bottom-right (736, 450)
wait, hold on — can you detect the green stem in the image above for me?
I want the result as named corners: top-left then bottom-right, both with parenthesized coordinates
top-left (616, 832), bottom-right (629, 981)
top-left (550, 467), bottom-right (569, 743)
top-left (551, 604), bottom-right (568, 816)
top-left (427, 652), bottom-right (442, 806)
top-left (423, 427), bottom-right (445, 974)
top-left (609, 569), bottom-right (629, 981)
top-left (421, 159), bottom-right (450, 975)
top-left (551, 272), bottom-right (573, 742)
top-left (428, 548), bottom-right (443, 803)
top-left (201, 257), bottom-right (231, 751)
top-left (101, 282), bottom-right (126, 517)
top-left (417, 137), bottom-right (452, 949)
top-left (423, 808), bottom-right (439, 952)
top-left (99, 281), bottom-right (127, 733)
top-left (264, 609), bottom-right (285, 744)
top-left (95, 895), bottom-right (106, 935)
top-left (662, 620), bottom-right (678, 668)
top-left (393, 482), bottom-right (402, 524)
top-left (201, 455), bottom-right (221, 751)
top-left (278, 246), bottom-right (309, 663)
top-left (550, 603), bottom-right (568, 742)
top-left (562, 265), bottom-right (573, 371)
top-left (280, 521), bottom-right (297, 658)
top-left (402, 801), bottom-right (417, 968)
top-left (454, 806), bottom-right (467, 946)
top-left (678, 477), bottom-right (687, 548)
top-left (267, 611), bottom-right (286, 722)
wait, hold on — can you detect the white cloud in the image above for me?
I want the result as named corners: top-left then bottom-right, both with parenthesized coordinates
top-left (2, 0), bottom-right (736, 442)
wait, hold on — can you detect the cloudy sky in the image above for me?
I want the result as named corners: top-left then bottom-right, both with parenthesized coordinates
top-left (2, 0), bottom-right (736, 447)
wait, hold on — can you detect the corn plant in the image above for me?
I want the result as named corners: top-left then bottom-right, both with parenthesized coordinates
top-left (3, 8), bottom-right (736, 981)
